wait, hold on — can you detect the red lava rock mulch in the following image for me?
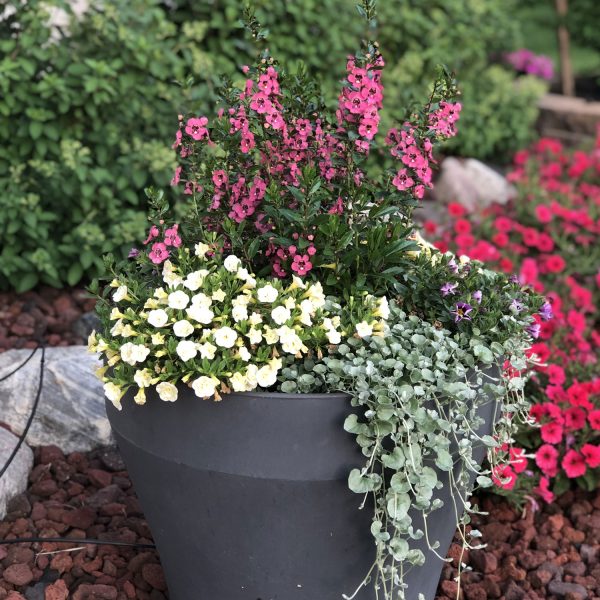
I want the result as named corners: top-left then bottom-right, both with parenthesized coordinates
top-left (0, 288), bottom-right (96, 353)
top-left (0, 445), bottom-right (599, 599)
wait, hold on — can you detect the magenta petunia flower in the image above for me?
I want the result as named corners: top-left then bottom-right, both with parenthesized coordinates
top-left (562, 450), bottom-right (586, 479)
top-left (451, 302), bottom-right (473, 322)
top-left (440, 282), bottom-right (459, 297)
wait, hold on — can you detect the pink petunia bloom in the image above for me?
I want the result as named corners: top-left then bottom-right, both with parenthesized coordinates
top-left (540, 422), bottom-right (563, 444)
top-left (581, 444), bottom-right (600, 468)
top-left (562, 450), bottom-right (587, 478)
top-left (546, 364), bottom-right (565, 386)
top-left (491, 464), bottom-right (517, 490)
top-left (509, 448), bottom-right (528, 473)
top-left (535, 444), bottom-right (559, 476)
top-left (589, 410), bottom-right (600, 430)
top-left (564, 407), bottom-right (586, 430)
top-left (536, 476), bottom-right (555, 503)
top-left (185, 117), bottom-right (209, 141)
top-left (149, 242), bottom-right (169, 264)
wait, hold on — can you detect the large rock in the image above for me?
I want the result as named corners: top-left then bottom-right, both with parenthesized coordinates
top-left (0, 427), bottom-right (34, 519)
top-left (434, 157), bottom-right (516, 212)
top-left (0, 347), bottom-right (112, 453)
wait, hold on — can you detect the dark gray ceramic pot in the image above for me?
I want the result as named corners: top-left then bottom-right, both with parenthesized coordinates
top-left (106, 378), bottom-right (498, 600)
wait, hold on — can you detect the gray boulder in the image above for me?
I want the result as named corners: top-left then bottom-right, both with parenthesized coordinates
top-left (0, 427), bottom-right (34, 519)
top-left (0, 347), bottom-right (112, 453)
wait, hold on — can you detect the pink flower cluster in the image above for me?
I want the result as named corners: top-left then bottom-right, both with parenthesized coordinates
top-left (266, 232), bottom-right (317, 278)
top-left (385, 102), bottom-right (460, 200)
top-left (143, 223), bottom-right (182, 265)
top-left (337, 54), bottom-right (385, 153)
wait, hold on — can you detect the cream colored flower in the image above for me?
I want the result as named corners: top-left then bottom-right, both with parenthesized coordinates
top-left (120, 324), bottom-right (136, 338)
top-left (87, 330), bottom-right (98, 352)
top-left (168, 290), bottom-right (190, 310)
top-left (374, 296), bottom-right (390, 320)
top-left (120, 343), bottom-right (150, 365)
top-left (256, 364), bottom-right (277, 388)
top-left (230, 372), bottom-right (250, 392)
top-left (355, 321), bottom-right (373, 338)
top-left (247, 328), bottom-right (263, 345)
top-left (212, 289), bottom-right (226, 302)
top-left (187, 304), bottom-right (214, 325)
top-left (271, 306), bottom-right (291, 325)
top-left (198, 342), bottom-right (217, 359)
top-left (183, 271), bottom-right (204, 291)
top-left (249, 312), bottom-right (263, 326)
top-left (213, 326), bottom-right (238, 348)
top-left (232, 304), bottom-right (249, 323)
top-left (191, 293), bottom-right (212, 307)
top-left (156, 382), bottom-right (178, 402)
top-left (104, 382), bottom-right (124, 410)
top-left (144, 298), bottom-right (160, 310)
top-left (263, 326), bottom-right (279, 345)
top-left (326, 328), bottom-right (341, 344)
top-left (305, 282), bottom-right (325, 308)
top-left (277, 326), bottom-right (303, 354)
top-left (134, 369), bottom-right (153, 388)
top-left (257, 284), bottom-right (278, 303)
top-left (289, 275), bottom-right (307, 290)
top-left (236, 267), bottom-right (251, 280)
top-left (110, 308), bottom-right (125, 320)
top-left (173, 319), bottom-right (195, 337)
top-left (238, 346), bottom-right (251, 362)
top-left (195, 242), bottom-right (210, 258)
top-left (224, 255), bottom-right (242, 273)
top-left (162, 261), bottom-right (183, 287)
top-left (151, 332), bottom-right (165, 345)
top-left (176, 340), bottom-right (198, 362)
top-left (112, 285), bottom-right (128, 303)
top-left (147, 309), bottom-right (168, 328)
top-left (154, 287), bottom-right (168, 301)
top-left (192, 376), bottom-right (218, 399)
top-left (134, 388), bottom-right (147, 405)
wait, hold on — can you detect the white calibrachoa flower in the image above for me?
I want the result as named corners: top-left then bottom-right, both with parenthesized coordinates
top-left (176, 340), bottom-right (198, 362)
top-left (168, 290), bottom-right (190, 310)
top-left (213, 326), bottom-right (238, 348)
top-left (223, 255), bottom-right (241, 273)
top-left (198, 342), bottom-right (217, 359)
top-left (112, 285), bottom-right (128, 302)
top-left (277, 326), bottom-right (304, 354)
top-left (212, 289), bottom-right (226, 302)
top-left (230, 371), bottom-right (251, 392)
top-left (355, 321), bottom-right (373, 338)
top-left (326, 328), bottom-right (341, 344)
top-left (232, 304), bottom-right (249, 323)
top-left (238, 346), bottom-right (251, 362)
top-left (156, 382), bottom-right (178, 402)
top-left (271, 306), bottom-right (291, 325)
top-left (195, 242), bottom-right (210, 258)
top-left (173, 320), bottom-right (195, 337)
top-left (257, 284), bottom-right (278, 303)
top-left (147, 309), bottom-right (168, 328)
top-left (192, 376), bottom-right (218, 398)
top-left (249, 312), bottom-right (263, 326)
top-left (184, 270), bottom-right (209, 291)
top-left (134, 369), bottom-right (153, 388)
top-left (305, 282), bottom-right (325, 309)
top-left (247, 327), bottom-right (263, 345)
top-left (104, 382), bottom-right (124, 410)
top-left (256, 364), bottom-right (278, 388)
top-left (120, 342), bottom-right (150, 365)
top-left (263, 326), bottom-right (279, 345)
top-left (192, 293), bottom-right (212, 307)
top-left (163, 261), bottom-right (183, 287)
top-left (187, 304), bottom-right (214, 325)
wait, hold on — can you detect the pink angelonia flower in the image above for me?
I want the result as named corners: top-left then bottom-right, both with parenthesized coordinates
top-left (291, 254), bottom-right (313, 276)
top-left (328, 197), bottom-right (344, 214)
top-left (358, 118), bottom-right (378, 140)
top-left (171, 166), bottom-right (182, 187)
top-left (149, 242), bottom-right (169, 264)
top-left (172, 129), bottom-right (182, 149)
top-left (250, 92), bottom-right (272, 114)
top-left (212, 170), bottom-right (228, 188)
top-left (241, 131), bottom-right (256, 154)
top-left (143, 225), bottom-right (160, 245)
top-left (392, 169), bottom-right (414, 191)
top-left (185, 117), bottom-right (209, 141)
top-left (164, 224), bottom-right (182, 248)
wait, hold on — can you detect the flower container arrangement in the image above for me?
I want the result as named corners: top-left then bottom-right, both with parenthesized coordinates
top-left (90, 4), bottom-right (547, 599)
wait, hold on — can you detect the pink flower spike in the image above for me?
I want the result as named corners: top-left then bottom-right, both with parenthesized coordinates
top-left (149, 242), bottom-right (169, 264)
top-left (164, 224), bottom-right (182, 248)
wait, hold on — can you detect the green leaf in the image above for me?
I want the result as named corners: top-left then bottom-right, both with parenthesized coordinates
top-left (387, 493), bottom-right (410, 520)
top-left (67, 262), bottom-right (84, 286)
top-left (14, 273), bottom-right (39, 293)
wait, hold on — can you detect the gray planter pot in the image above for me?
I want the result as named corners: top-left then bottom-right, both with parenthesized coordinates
top-left (106, 378), bottom-right (498, 600)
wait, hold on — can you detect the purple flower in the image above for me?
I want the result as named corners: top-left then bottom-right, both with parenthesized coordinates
top-left (510, 299), bottom-right (525, 313)
top-left (440, 282), bottom-right (459, 297)
top-left (527, 322), bottom-right (541, 339)
top-left (128, 247), bottom-right (140, 259)
top-left (448, 258), bottom-right (459, 274)
top-left (509, 275), bottom-right (520, 284)
top-left (451, 302), bottom-right (473, 323)
top-left (539, 301), bottom-right (553, 322)
top-left (473, 290), bottom-right (482, 304)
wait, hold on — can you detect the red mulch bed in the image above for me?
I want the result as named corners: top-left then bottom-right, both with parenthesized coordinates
top-left (0, 288), bottom-right (95, 352)
top-left (0, 446), bottom-right (599, 599)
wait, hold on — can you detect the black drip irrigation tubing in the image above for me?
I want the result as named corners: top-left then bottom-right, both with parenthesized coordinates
top-left (0, 344), bottom-right (156, 550)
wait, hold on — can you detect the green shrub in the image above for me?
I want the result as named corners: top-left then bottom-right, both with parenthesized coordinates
top-left (0, 0), bottom-right (183, 291)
